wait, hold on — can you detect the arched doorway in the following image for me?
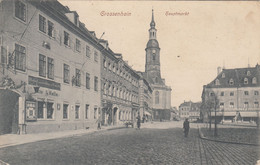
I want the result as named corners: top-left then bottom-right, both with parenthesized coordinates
top-left (0, 89), bottom-right (20, 134)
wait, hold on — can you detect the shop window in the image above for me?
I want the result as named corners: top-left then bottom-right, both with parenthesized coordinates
top-left (63, 104), bottom-right (69, 119)
top-left (15, 0), bottom-right (26, 22)
top-left (63, 64), bottom-right (70, 83)
top-left (75, 105), bottom-right (80, 119)
top-left (15, 43), bottom-right (26, 71)
top-left (46, 102), bottom-right (54, 119)
top-left (37, 101), bottom-right (44, 119)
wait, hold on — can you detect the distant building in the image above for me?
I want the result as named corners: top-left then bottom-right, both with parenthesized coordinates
top-left (179, 101), bottom-right (201, 120)
top-left (101, 49), bottom-right (140, 126)
top-left (201, 64), bottom-right (260, 123)
top-left (143, 10), bottom-right (172, 121)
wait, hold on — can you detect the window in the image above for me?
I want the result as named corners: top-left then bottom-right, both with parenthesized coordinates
top-left (94, 51), bottom-right (98, 62)
top-left (230, 92), bottom-right (234, 96)
top-left (94, 76), bottom-right (98, 91)
top-left (46, 102), bottom-right (54, 119)
top-left (215, 79), bottom-right (220, 85)
top-left (220, 92), bottom-right (224, 96)
top-left (15, 0), bottom-right (26, 22)
top-left (94, 108), bottom-right (97, 119)
top-left (229, 102), bottom-right (234, 108)
top-left (75, 69), bottom-right (81, 87)
top-left (48, 21), bottom-right (54, 37)
top-left (222, 73), bottom-right (225, 78)
top-left (244, 78), bottom-right (248, 84)
top-left (64, 31), bottom-right (70, 46)
top-left (37, 101), bottom-right (54, 119)
top-left (229, 79), bottom-right (234, 85)
top-left (86, 73), bottom-right (90, 89)
top-left (103, 59), bottom-right (107, 68)
top-left (254, 102), bottom-right (259, 108)
top-left (244, 91), bottom-right (249, 95)
top-left (155, 91), bottom-right (159, 104)
top-left (210, 92), bottom-right (215, 96)
top-left (15, 44), bottom-right (26, 71)
top-left (153, 54), bottom-right (155, 61)
top-left (47, 57), bottom-right (54, 79)
top-left (247, 71), bottom-right (251, 76)
top-left (86, 45), bottom-right (90, 57)
top-left (252, 77), bottom-right (257, 84)
top-left (39, 15), bottom-right (46, 33)
top-left (63, 104), bottom-right (69, 119)
top-left (39, 54), bottom-right (46, 77)
top-left (37, 101), bottom-right (44, 119)
top-left (244, 102), bottom-right (249, 108)
top-left (85, 104), bottom-right (89, 119)
top-left (63, 64), bottom-right (70, 83)
top-left (1, 46), bottom-right (7, 64)
top-left (76, 39), bottom-right (81, 52)
top-left (220, 102), bottom-right (224, 109)
top-left (255, 91), bottom-right (259, 96)
top-left (75, 105), bottom-right (80, 119)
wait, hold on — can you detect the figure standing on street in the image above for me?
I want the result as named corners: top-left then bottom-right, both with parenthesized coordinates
top-left (183, 118), bottom-right (190, 137)
top-left (96, 115), bottom-right (102, 130)
top-left (137, 114), bottom-right (141, 129)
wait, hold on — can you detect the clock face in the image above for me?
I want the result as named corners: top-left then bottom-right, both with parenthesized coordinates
top-left (152, 42), bottom-right (156, 47)
top-left (152, 50), bottom-right (156, 53)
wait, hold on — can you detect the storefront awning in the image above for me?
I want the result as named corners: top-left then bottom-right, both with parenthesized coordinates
top-left (240, 112), bottom-right (259, 118)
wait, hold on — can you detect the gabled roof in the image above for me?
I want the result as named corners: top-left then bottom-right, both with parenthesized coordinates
top-left (206, 64), bottom-right (260, 88)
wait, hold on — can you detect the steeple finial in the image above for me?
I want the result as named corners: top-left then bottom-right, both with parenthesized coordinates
top-left (150, 9), bottom-right (155, 28)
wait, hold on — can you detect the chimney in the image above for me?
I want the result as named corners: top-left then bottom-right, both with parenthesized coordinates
top-left (217, 67), bottom-right (222, 75)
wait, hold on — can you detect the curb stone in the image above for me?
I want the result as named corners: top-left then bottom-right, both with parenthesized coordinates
top-left (198, 125), bottom-right (259, 146)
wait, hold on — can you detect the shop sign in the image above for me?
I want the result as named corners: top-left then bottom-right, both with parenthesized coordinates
top-left (28, 76), bottom-right (61, 90)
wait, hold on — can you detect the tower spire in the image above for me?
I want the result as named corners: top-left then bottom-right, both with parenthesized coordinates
top-left (150, 9), bottom-right (155, 28)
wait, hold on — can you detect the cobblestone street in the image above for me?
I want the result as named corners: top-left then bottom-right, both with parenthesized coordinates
top-left (0, 122), bottom-right (259, 165)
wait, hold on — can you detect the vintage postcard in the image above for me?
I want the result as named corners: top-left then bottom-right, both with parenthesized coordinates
top-left (0, 0), bottom-right (259, 164)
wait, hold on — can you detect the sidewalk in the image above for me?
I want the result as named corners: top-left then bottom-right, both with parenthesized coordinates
top-left (0, 125), bottom-right (125, 149)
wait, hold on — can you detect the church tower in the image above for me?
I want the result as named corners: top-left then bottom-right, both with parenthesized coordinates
top-left (145, 9), bottom-right (163, 85)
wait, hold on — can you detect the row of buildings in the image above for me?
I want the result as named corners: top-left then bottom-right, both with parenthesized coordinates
top-left (0, 0), bottom-right (171, 135)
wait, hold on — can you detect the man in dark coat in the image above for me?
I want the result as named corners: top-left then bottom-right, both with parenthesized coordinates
top-left (183, 118), bottom-right (190, 137)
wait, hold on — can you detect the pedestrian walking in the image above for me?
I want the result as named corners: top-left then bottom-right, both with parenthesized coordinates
top-left (183, 118), bottom-right (190, 137)
top-left (137, 115), bottom-right (141, 129)
top-left (96, 115), bottom-right (102, 130)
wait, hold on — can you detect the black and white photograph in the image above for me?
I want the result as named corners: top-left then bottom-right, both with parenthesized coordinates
top-left (0, 0), bottom-right (259, 164)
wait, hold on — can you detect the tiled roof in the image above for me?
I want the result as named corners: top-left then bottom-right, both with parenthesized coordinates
top-left (206, 64), bottom-right (260, 88)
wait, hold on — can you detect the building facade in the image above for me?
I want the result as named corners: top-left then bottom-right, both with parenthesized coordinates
top-left (143, 10), bottom-right (172, 121)
top-left (179, 101), bottom-right (201, 121)
top-left (138, 72), bottom-right (153, 122)
top-left (0, 0), bottom-right (103, 134)
top-left (101, 47), bottom-right (140, 126)
top-left (201, 65), bottom-right (260, 123)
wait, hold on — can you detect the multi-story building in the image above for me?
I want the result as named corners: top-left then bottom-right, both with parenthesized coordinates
top-left (138, 72), bottom-right (153, 122)
top-left (143, 10), bottom-right (172, 121)
top-left (101, 46), bottom-right (140, 126)
top-left (0, 0), bottom-right (103, 134)
top-left (201, 64), bottom-right (260, 123)
top-left (179, 101), bottom-right (201, 121)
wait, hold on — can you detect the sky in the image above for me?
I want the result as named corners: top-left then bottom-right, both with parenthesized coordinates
top-left (60, 1), bottom-right (260, 107)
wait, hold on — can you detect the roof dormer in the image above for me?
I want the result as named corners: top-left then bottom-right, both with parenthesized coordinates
top-left (65, 11), bottom-right (79, 27)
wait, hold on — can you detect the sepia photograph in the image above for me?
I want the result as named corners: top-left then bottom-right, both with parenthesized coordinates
top-left (0, 0), bottom-right (259, 164)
